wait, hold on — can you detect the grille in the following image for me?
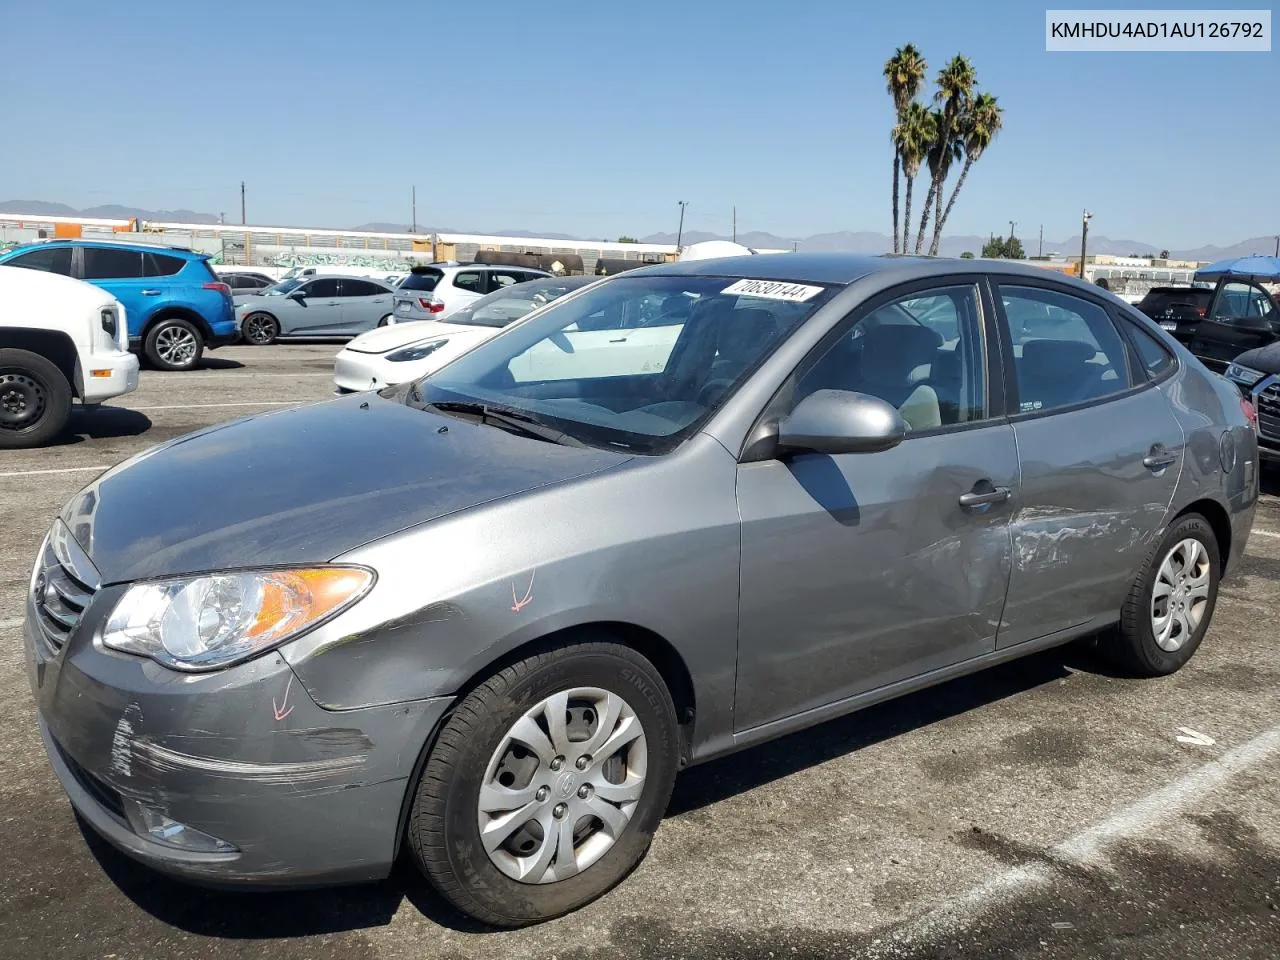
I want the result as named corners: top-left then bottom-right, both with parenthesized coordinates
top-left (31, 523), bottom-right (100, 658)
top-left (1257, 382), bottom-right (1280, 444)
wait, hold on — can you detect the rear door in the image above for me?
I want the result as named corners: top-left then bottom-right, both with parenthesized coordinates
top-left (1190, 281), bottom-right (1280, 366)
top-left (78, 246), bottom-right (160, 331)
top-left (993, 279), bottom-right (1184, 648)
top-left (336, 279), bottom-right (393, 334)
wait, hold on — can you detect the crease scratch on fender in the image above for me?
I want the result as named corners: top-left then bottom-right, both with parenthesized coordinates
top-left (511, 569), bottom-right (535, 613)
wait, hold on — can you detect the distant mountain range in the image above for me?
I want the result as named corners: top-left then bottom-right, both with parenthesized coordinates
top-left (3, 201), bottom-right (1273, 262)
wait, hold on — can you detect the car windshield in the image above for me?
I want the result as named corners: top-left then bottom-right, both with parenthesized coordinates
top-left (410, 274), bottom-right (834, 454)
top-left (446, 277), bottom-right (595, 329)
top-left (261, 278), bottom-right (304, 296)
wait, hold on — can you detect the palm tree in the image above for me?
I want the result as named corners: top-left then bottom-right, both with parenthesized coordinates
top-left (916, 55), bottom-right (975, 254)
top-left (883, 45), bottom-right (927, 253)
top-left (930, 93), bottom-right (1002, 255)
top-left (896, 103), bottom-right (935, 257)
top-left (913, 108), bottom-right (958, 254)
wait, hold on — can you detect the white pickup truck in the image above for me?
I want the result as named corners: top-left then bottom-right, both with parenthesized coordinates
top-left (0, 265), bottom-right (140, 448)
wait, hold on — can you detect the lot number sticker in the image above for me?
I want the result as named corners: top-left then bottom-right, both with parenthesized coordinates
top-left (721, 279), bottom-right (824, 302)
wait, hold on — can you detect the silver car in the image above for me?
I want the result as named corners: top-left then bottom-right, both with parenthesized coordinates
top-left (236, 275), bottom-right (396, 343)
top-left (393, 263), bottom-right (552, 321)
top-left (25, 254), bottom-right (1258, 927)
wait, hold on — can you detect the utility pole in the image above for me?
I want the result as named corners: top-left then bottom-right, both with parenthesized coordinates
top-left (240, 181), bottom-right (246, 225)
top-left (1080, 210), bottom-right (1093, 280)
top-left (1038, 224), bottom-right (1043, 257)
top-left (1008, 220), bottom-right (1017, 242)
top-left (676, 201), bottom-right (688, 251)
top-left (792, 241), bottom-right (798, 252)
top-left (732, 205), bottom-right (736, 244)
top-left (412, 186), bottom-right (417, 233)
top-left (1274, 235), bottom-right (1279, 257)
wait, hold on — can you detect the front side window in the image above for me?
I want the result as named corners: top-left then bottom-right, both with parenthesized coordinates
top-left (416, 274), bottom-right (835, 453)
top-left (1211, 281), bottom-right (1277, 322)
top-left (792, 284), bottom-right (988, 432)
top-left (6, 246), bottom-right (73, 275)
top-left (82, 247), bottom-right (143, 280)
top-left (486, 270), bottom-right (525, 291)
top-left (1000, 285), bottom-right (1135, 414)
top-left (303, 279), bottom-right (341, 298)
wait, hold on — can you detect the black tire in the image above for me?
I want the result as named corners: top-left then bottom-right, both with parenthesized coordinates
top-left (0, 348), bottom-right (72, 449)
top-left (377, 314), bottom-right (393, 328)
top-left (1106, 513), bottom-right (1221, 676)
top-left (242, 312), bottom-right (280, 345)
top-left (407, 641), bottom-right (679, 927)
top-left (144, 317), bottom-right (204, 371)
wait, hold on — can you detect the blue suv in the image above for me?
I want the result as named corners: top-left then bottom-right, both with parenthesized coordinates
top-left (0, 240), bottom-right (238, 370)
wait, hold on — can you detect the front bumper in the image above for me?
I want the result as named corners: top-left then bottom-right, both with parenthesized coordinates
top-left (25, 591), bottom-right (452, 886)
top-left (333, 350), bottom-right (391, 394)
top-left (81, 351), bottom-right (140, 403)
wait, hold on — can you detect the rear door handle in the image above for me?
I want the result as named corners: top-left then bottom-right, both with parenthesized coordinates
top-left (959, 484), bottom-right (1012, 509)
top-left (1143, 444), bottom-right (1178, 470)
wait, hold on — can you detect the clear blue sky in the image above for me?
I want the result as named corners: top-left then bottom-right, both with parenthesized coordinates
top-left (1, 0), bottom-right (1276, 247)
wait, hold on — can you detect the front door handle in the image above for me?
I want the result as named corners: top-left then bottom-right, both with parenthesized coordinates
top-left (959, 483), bottom-right (1012, 509)
top-left (1143, 444), bottom-right (1178, 470)
top-left (141, 289), bottom-right (162, 296)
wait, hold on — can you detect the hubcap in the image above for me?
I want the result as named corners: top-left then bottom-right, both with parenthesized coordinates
top-left (1151, 537), bottom-right (1211, 651)
top-left (477, 687), bottom-right (648, 884)
top-left (0, 371), bottom-right (46, 430)
top-left (156, 326), bottom-right (198, 366)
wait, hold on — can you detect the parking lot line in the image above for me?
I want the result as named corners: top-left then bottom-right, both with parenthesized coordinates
top-left (127, 401), bottom-right (300, 411)
top-left (0, 619), bottom-right (20, 631)
top-left (0, 465), bottom-right (110, 478)
top-left (149, 373), bottom-right (334, 379)
top-left (880, 720), bottom-right (1280, 953)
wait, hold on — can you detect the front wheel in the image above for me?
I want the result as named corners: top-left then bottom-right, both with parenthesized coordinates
top-left (0, 348), bottom-right (72, 448)
top-left (1106, 513), bottom-right (1221, 676)
top-left (145, 318), bottom-right (204, 371)
top-left (242, 312), bottom-right (280, 345)
top-left (407, 641), bottom-right (679, 927)
top-left (377, 314), bottom-right (394, 327)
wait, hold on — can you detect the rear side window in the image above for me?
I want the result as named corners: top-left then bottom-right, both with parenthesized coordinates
top-left (143, 253), bottom-right (185, 276)
top-left (340, 279), bottom-right (386, 297)
top-left (1124, 320), bottom-right (1176, 380)
top-left (6, 246), bottom-right (72, 275)
top-left (82, 247), bottom-right (143, 280)
top-left (400, 269), bottom-right (442, 292)
top-left (1000, 285), bottom-right (1137, 414)
top-left (453, 272), bottom-right (484, 294)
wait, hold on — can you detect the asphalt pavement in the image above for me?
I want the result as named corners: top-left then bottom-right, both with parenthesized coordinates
top-left (1, 343), bottom-right (1277, 960)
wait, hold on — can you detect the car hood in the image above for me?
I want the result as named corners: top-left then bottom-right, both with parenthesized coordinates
top-left (345, 320), bottom-right (493, 354)
top-left (62, 394), bottom-right (631, 583)
top-left (1234, 341), bottom-right (1280, 377)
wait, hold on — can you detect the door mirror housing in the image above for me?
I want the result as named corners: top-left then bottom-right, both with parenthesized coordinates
top-left (288, 291), bottom-right (307, 302)
top-left (776, 390), bottom-right (907, 456)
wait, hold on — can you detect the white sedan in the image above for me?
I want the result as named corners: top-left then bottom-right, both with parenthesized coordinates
top-left (333, 276), bottom-right (598, 393)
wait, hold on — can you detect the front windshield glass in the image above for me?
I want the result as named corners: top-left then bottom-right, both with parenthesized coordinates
top-left (415, 274), bottom-right (834, 454)
top-left (446, 277), bottom-right (595, 329)
top-left (262, 278), bottom-right (303, 296)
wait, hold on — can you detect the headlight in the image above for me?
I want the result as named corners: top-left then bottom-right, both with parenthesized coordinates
top-left (1224, 363), bottom-right (1265, 387)
top-left (102, 567), bottom-right (373, 671)
top-left (387, 338), bottom-right (447, 362)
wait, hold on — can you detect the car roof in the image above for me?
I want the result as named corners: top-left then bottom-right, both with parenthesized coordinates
top-left (630, 251), bottom-right (1109, 290)
top-left (4, 239), bottom-right (202, 257)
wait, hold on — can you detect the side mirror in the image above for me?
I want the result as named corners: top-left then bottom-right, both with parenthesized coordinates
top-left (776, 390), bottom-right (907, 456)
top-left (288, 291), bottom-right (307, 302)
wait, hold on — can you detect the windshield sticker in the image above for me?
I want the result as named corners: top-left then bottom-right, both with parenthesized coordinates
top-left (721, 279), bottom-right (824, 302)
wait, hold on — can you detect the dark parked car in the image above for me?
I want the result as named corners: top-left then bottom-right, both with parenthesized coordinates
top-left (1223, 342), bottom-right (1280, 462)
top-left (1159, 280), bottom-right (1280, 369)
top-left (26, 254), bottom-right (1258, 927)
top-left (219, 271), bottom-right (276, 295)
top-left (1136, 285), bottom-right (1213, 328)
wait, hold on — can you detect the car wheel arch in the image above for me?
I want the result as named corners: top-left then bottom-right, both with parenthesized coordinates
top-left (1174, 498), bottom-right (1232, 574)
top-left (142, 307), bottom-right (212, 340)
top-left (0, 326), bottom-right (81, 399)
top-left (388, 619), bottom-right (697, 864)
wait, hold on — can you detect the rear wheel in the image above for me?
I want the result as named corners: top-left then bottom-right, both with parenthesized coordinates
top-left (242, 312), bottom-right (280, 345)
top-left (0, 349), bottom-right (72, 449)
top-left (378, 314), bottom-right (394, 327)
top-left (407, 641), bottom-right (679, 927)
top-left (145, 317), bottom-right (204, 371)
top-left (1106, 513), bottom-right (1220, 676)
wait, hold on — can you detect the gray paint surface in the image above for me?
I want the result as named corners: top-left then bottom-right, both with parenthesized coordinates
top-left (25, 253), bottom-right (1259, 889)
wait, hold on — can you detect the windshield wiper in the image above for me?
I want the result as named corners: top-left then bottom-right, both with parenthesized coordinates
top-left (426, 400), bottom-right (586, 447)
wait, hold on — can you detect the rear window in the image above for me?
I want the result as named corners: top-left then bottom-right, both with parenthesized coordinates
top-left (1141, 289), bottom-right (1211, 308)
top-left (400, 268), bottom-right (443, 292)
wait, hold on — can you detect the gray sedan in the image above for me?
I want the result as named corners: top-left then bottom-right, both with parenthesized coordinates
top-left (24, 254), bottom-right (1258, 927)
top-left (236, 275), bottom-right (395, 343)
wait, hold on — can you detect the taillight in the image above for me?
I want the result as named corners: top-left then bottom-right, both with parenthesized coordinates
top-left (203, 281), bottom-right (232, 296)
top-left (1241, 396), bottom-right (1258, 430)
top-left (1197, 307), bottom-right (1206, 317)
top-left (418, 297), bottom-right (445, 313)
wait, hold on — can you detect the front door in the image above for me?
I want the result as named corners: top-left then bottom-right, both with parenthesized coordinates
top-left (279, 278), bottom-right (345, 334)
top-left (1189, 281), bottom-right (1280, 367)
top-left (734, 280), bottom-right (1017, 732)
top-left (993, 282), bottom-right (1184, 648)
